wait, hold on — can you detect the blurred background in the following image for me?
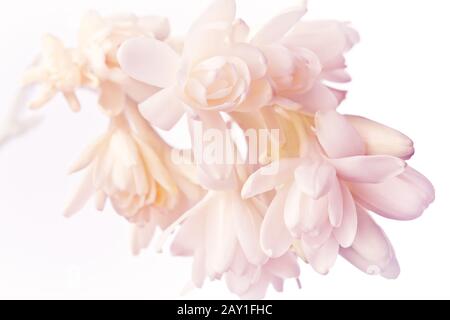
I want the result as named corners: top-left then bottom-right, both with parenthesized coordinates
top-left (0, 0), bottom-right (449, 299)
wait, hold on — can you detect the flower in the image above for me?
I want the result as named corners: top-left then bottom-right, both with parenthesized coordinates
top-left (250, 2), bottom-right (359, 112)
top-left (63, 109), bottom-right (178, 224)
top-left (23, 34), bottom-right (97, 112)
top-left (156, 165), bottom-right (302, 298)
top-left (78, 11), bottom-right (170, 116)
top-left (78, 11), bottom-right (170, 82)
top-left (242, 110), bottom-right (434, 276)
top-left (225, 252), bottom-right (300, 299)
top-left (118, 0), bottom-right (272, 130)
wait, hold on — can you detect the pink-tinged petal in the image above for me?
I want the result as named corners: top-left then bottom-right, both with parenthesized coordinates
top-left (346, 115), bottom-right (415, 160)
top-left (231, 19), bottom-right (250, 43)
top-left (296, 83), bottom-right (339, 113)
top-left (286, 21), bottom-right (358, 66)
top-left (308, 237), bottom-right (339, 275)
top-left (333, 183), bottom-right (358, 248)
top-left (237, 78), bottom-right (273, 112)
top-left (330, 88), bottom-right (347, 104)
top-left (294, 158), bottom-right (336, 199)
top-left (322, 69), bottom-right (352, 83)
top-left (351, 166), bottom-right (435, 221)
top-left (228, 44), bottom-right (267, 79)
top-left (190, 113), bottom-right (237, 191)
top-left (191, 0), bottom-right (236, 30)
top-left (265, 253), bottom-right (301, 279)
top-left (226, 270), bottom-right (252, 296)
top-left (131, 220), bottom-right (156, 256)
top-left (315, 110), bottom-right (366, 158)
top-left (63, 92), bottom-right (81, 113)
top-left (205, 192), bottom-right (238, 274)
top-left (329, 155), bottom-right (406, 184)
top-left (242, 158), bottom-right (300, 198)
top-left (302, 223), bottom-right (333, 248)
top-left (64, 169), bottom-right (94, 218)
top-left (340, 206), bottom-right (399, 278)
top-left (263, 44), bottom-right (295, 78)
top-left (328, 177), bottom-right (343, 227)
top-left (171, 209), bottom-right (204, 257)
top-left (299, 196), bottom-right (329, 234)
top-left (68, 133), bottom-right (109, 174)
top-left (273, 97), bottom-right (301, 110)
top-left (232, 195), bottom-right (268, 266)
top-left (122, 77), bottom-right (160, 104)
top-left (241, 274), bottom-right (271, 300)
top-left (284, 182), bottom-right (303, 235)
top-left (380, 255), bottom-right (401, 279)
top-left (252, 5), bottom-right (307, 46)
top-left (192, 249), bottom-right (207, 288)
top-left (138, 87), bottom-right (185, 130)
top-left (183, 24), bottom-right (229, 65)
top-left (118, 37), bottom-right (180, 88)
top-left (98, 81), bottom-right (126, 117)
top-left (261, 187), bottom-right (293, 258)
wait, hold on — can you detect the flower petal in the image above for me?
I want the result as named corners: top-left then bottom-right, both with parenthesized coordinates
top-left (242, 158), bottom-right (300, 198)
top-left (328, 177), bottom-right (343, 227)
top-left (351, 166), bottom-right (435, 221)
top-left (232, 195), bottom-right (268, 266)
top-left (329, 155), bottom-right (406, 184)
top-left (286, 21), bottom-right (358, 66)
top-left (228, 44), bottom-right (267, 79)
top-left (98, 81), bottom-right (126, 117)
top-left (205, 192), bottom-right (238, 274)
top-left (308, 237), bottom-right (339, 275)
top-left (340, 206), bottom-right (399, 278)
top-left (261, 186), bottom-right (293, 258)
top-left (315, 110), bottom-right (366, 158)
top-left (237, 78), bottom-right (273, 112)
top-left (191, 0), bottom-right (236, 30)
top-left (346, 115), bottom-right (415, 160)
top-left (63, 168), bottom-right (94, 218)
top-left (294, 158), bottom-right (336, 200)
top-left (118, 37), bottom-right (180, 88)
top-left (333, 183), bottom-right (358, 248)
top-left (252, 5), bottom-right (307, 46)
top-left (296, 83), bottom-right (339, 113)
top-left (138, 87), bottom-right (186, 130)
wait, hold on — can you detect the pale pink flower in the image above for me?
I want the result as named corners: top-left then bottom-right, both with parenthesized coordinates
top-left (118, 0), bottom-right (272, 131)
top-left (250, 2), bottom-right (359, 112)
top-left (77, 11), bottom-right (170, 116)
top-left (243, 110), bottom-right (434, 276)
top-left (78, 11), bottom-right (170, 83)
top-left (225, 252), bottom-right (300, 299)
top-left (158, 166), bottom-right (300, 298)
top-left (23, 34), bottom-right (97, 112)
top-left (62, 104), bottom-right (203, 236)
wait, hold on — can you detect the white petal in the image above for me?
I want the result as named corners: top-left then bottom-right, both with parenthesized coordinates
top-left (118, 37), bottom-right (180, 88)
top-left (252, 5), bottom-right (307, 45)
top-left (138, 87), bottom-right (186, 130)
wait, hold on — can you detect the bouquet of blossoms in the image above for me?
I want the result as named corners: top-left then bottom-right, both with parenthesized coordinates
top-left (18, 0), bottom-right (434, 298)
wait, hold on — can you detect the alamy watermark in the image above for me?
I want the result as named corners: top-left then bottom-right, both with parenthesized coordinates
top-left (171, 122), bottom-right (281, 175)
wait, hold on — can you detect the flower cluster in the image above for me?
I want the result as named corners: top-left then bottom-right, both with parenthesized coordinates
top-left (24, 0), bottom-right (434, 299)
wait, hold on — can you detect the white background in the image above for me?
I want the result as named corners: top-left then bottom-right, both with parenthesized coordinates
top-left (0, 0), bottom-right (449, 300)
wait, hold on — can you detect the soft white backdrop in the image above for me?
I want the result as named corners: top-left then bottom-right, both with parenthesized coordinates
top-left (0, 0), bottom-right (449, 300)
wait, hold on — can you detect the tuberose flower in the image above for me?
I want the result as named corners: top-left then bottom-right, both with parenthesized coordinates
top-left (158, 165), bottom-right (300, 298)
top-left (118, 0), bottom-right (272, 130)
top-left (23, 34), bottom-right (97, 112)
top-left (242, 110), bottom-right (434, 276)
top-left (63, 104), bottom-right (186, 227)
top-left (250, 2), bottom-right (359, 112)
